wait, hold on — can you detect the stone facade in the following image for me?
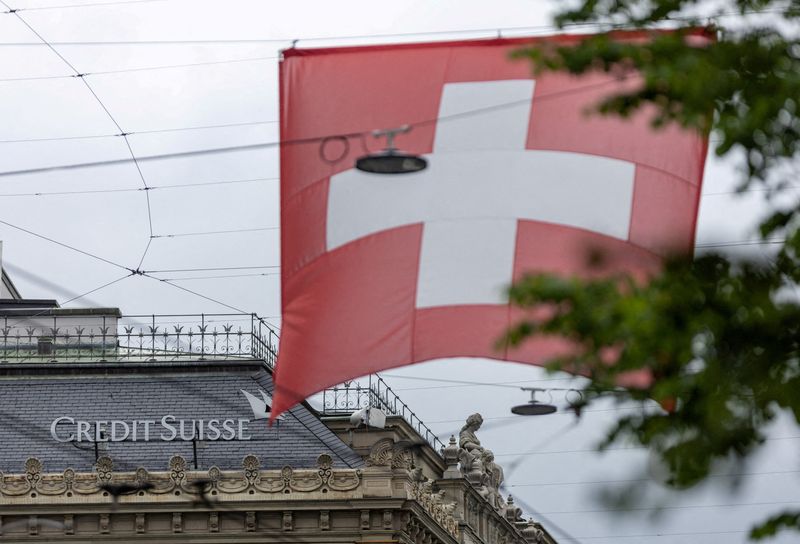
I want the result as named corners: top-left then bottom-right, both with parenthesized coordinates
top-left (0, 412), bottom-right (556, 544)
top-left (0, 451), bottom-right (456, 543)
top-left (323, 414), bottom-right (558, 544)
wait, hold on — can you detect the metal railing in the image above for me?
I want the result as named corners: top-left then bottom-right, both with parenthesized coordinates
top-left (0, 313), bottom-right (278, 366)
top-left (322, 374), bottom-right (445, 454)
top-left (0, 311), bottom-right (441, 453)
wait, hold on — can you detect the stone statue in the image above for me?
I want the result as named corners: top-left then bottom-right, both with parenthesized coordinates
top-left (481, 449), bottom-right (504, 509)
top-left (457, 413), bottom-right (486, 487)
top-left (458, 413), bottom-right (484, 454)
top-left (455, 413), bottom-right (509, 512)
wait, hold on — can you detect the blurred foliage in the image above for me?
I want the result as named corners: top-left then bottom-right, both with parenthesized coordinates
top-left (506, 0), bottom-right (800, 539)
top-left (750, 512), bottom-right (800, 539)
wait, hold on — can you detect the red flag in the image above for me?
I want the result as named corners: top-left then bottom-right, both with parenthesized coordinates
top-left (273, 33), bottom-right (709, 418)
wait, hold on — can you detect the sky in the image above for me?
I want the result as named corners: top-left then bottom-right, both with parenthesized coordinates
top-left (0, 0), bottom-right (798, 542)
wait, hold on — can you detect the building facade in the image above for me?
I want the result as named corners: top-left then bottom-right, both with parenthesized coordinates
top-left (0, 264), bottom-right (556, 543)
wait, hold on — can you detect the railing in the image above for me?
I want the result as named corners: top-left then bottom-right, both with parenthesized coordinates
top-left (0, 313), bottom-right (279, 367)
top-left (0, 311), bottom-right (441, 453)
top-left (322, 374), bottom-right (445, 454)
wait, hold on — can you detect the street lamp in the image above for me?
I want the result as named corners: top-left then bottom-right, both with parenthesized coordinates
top-left (355, 125), bottom-right (427, 174)
top-left (511, 388), bottom-right (558, 416)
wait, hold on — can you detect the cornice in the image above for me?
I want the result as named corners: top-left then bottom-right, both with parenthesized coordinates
top-left (0, 454), bottom-right (361, 504)
top-left (0, 453), bottom-right (461, 542)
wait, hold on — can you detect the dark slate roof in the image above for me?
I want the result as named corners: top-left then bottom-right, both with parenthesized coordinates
top-left (0, 360), bottom-right (363, 473)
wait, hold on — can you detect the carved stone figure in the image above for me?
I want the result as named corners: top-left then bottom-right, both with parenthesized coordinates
top-left (458, 413), bottom-right (484, 454)
top-left (458, 413), bottom-right (487, 487)
top-left (455, 413), bottom-right (511, 512)
top-left (482, 449), bottom-right (505, 509)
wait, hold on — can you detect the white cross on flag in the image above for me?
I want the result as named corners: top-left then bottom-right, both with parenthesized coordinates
top-left (273, 33), bottom-right (709, 417)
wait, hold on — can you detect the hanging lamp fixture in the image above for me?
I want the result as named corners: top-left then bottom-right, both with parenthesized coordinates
top-left (511, 387), bottom-right (558, 416)
top-left (355, 125), bottom-right (428, 174)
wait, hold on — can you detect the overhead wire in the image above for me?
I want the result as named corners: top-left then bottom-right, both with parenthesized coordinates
top-left (0, 121), bottom-right (277, 144)
top-left (575, 528), bottom-right (748, 540)
top-left (138, 272), bottom-right (280, 331)
top-left (142, 265), bottom-right (279, 273)
top-left (506, 468), bottom-right (800, 488)
top-left (702, 185), bottom-right (800, 196)
top-left (58, 272), bottom-right (132, 305)
top-left (540, 499), bottom-right (800, 516)
top-left (0, 218), bottom-right (280, 327)
top-left (383, 374), bottom-right (582, 390)
top-left (3, 260), bottom-right (109, 305)
top-left (0, 3), bottom-right (157, 267)
top-left (0, 6), bottom-right (784, 48)
top-left (153, 272), bottom-right (279, 281)
top-left (696, 237), bottom-right (785, 248)
top-left (0, 5), bottom-right (775, 90)
top-left (0, 217), bottom-right (131, 272)
top-left (424, 405), bottom-right (645, 425)
top-left (494, 436), bottom-right (800, 458)
top-left (2, 0), bottom-right (164, 12)
top-left (0, 74), bottom-right (639, 179)
top-left (0, 54), bottom-right (279, 83)
top-left (0, 176), bottom-right (279, 198)
top-left (150, 226), bottom-right (278, 239)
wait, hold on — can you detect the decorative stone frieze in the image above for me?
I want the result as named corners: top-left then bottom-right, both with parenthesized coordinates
top-left (366, 437), bottom-right (414, 469)
top-left (96, 456), bottom-right (114, 484)
top-left (0, 455), bottom-right (362, 499)
top-left (409, 468), bottom-right (459, 537)
top-left (0, 441), bottom-right (541, 543)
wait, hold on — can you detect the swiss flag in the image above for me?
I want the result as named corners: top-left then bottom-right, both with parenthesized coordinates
top-left (273, 32), bottom-right (709, 418)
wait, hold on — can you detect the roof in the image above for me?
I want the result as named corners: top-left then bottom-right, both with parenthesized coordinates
top-left (1, 269), bottom-right (21, 300)
top-left (0, 359), bottom-right (363, 473)
top-left (0, 301), bottom-right (122, 316)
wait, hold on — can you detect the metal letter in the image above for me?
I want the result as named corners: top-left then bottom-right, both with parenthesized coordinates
top-left (50, 416), bottom-right (75, 443)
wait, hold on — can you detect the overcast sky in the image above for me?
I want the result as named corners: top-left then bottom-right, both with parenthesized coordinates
top-left (0, 1), bottom-right (797, 542)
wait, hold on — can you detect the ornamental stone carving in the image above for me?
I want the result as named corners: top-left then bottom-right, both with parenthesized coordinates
top-left (168, 455), bottom-right (186, 486)
top-left (25, 458), bottom-right (43, 490)
top-left (407, 467), bottom-right (459, 538)
top-left (457, 413), bottom-right (509, 512)
top-left (441, 435), bottom-right (460, 479)
top-left (366, 438), bottom-right (413, 469)
top-left (95, 456), bottom-right (113, 484)
top-left (504, 495), bottom-right (522, 523)
top-left (0, 454), bottom-right (362, 499)
top-left (520, 519), bottom-right (545, 543)
top-left (62, 469), bottom-right (75, 490)
top-left (134, 467), bottom-right (148, 486)
top-left (242, 455), bottom-right (261, 485)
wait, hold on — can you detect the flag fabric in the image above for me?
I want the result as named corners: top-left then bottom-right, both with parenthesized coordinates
top-left (273, 33), bottom-right (710, 418)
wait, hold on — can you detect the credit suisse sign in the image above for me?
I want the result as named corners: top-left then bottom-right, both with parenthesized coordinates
top-left (49, 389), bottom-right (271, 443)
